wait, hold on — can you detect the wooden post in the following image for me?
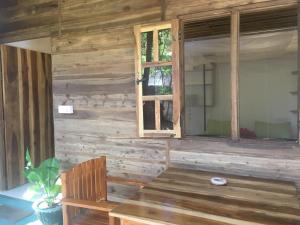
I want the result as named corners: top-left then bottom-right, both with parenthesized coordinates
top-left (0, 46), bottom-right (7, 191)
top-left (231, 11), bottom-right (240, 141)
top-left (109, 216), bottom-right (121, 225)
top-left (61, 172), bottom-right (70, 225)
top-left (297, 2), bottom-right (300, 144)
top-left (155, 99), bottom-right (161, 130)
top-left (172, 19), bottom-right (182, 138)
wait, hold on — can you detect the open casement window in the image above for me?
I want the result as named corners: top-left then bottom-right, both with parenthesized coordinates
top-left (134, 20), bottom-right (181, 138)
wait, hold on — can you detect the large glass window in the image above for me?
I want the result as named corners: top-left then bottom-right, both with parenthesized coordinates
top-left (184, 16), bottom-right (231, 137)
top-left (239, 8), bottom-right (298, 141)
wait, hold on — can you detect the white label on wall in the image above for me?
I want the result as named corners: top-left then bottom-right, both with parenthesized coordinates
top-left (58, 105), bottom-right (74, 114)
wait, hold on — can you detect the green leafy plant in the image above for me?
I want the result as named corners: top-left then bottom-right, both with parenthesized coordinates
top-left (24, 149), bottom-right (61, 208)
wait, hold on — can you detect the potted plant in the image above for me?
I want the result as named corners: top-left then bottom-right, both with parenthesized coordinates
top-left (24, 150), bottom-right (63, 225)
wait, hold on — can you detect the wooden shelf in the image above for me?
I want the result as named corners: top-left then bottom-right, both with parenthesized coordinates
top-left (290, 110), bottom-right (298, 114)
top-left (289, 91), bottom-right (298, 95)
top-left (291, 71), bottom-right (298, 75)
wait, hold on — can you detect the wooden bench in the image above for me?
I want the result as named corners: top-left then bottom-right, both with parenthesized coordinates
top-left (61, 157), bottom-right (120, 225)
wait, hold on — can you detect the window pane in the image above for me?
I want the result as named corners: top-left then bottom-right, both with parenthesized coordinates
top-left (142, 66), bottom-right (172, 96)
top-left (141, 31), bottom-right (153, 63)
top-left (161, 100), bottom-right (173, 130)
top-left (143, 101), bottom-right (155, 130)
top-left (184, 16), bottom-right (231, 137)
top-left (159, 29), bottom-right (172, 61)
top-left (239, 8), bottom-right (297, 141)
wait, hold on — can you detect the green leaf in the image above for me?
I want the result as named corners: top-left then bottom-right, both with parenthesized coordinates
top-left (24, 151), bottom-right (61, 208)
top-left (25, 148), bottom-right (32, 168)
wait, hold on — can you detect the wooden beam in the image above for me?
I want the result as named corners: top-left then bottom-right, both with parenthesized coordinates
top-left (0, 46), bottom-right (7, 190)
top-left (160, 0), bottom-right (166, 21)
top-left (172, 19), bottom-right (181, 138)
top-left (155, 99), bottom-right (161, 130)
top-left (230, 11), bottom-right (240, 141)
top-left (153, 28), bottom-right (159, 62)
top-left (134, 25), bottom-right (144, 138)
top-left (62, 198), bottom-right (119, 212)
top-left (297, 2), bottom-right (300, 144)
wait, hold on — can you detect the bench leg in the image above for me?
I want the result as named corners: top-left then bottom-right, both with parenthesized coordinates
top-left (109, 216), bottom-right (120, 225)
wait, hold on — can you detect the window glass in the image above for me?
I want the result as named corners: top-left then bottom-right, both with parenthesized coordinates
top-left (184, 16), bottom-right (231, 137)
top-left (143, 101), bottom-right (155, 130)
top-left (159, 29), bottom-right (172, 61)
top-left (141, 31), bottom-right (153, 63)
top-left (161, 100), bottom-right (173, 130)
top-left (239, 8), bottom-right (298, 140)
top-left (142, 66), bottom-right (172, 96)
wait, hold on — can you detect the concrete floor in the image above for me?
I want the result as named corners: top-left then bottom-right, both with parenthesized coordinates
top-left (0, 184), bottom-right (42, 225)
top-left (0, 184), bottom-right (42, 202)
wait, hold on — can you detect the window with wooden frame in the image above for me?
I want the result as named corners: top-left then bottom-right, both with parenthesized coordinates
top-left (180, 2), bottom-right (299, 143)
top-left (134, 20), bottom-right (181, 138)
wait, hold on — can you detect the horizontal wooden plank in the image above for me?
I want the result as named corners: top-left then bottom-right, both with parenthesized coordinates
top-left (111, 168), bottom-right (300, 225)
top-left (52, 48), bottom-right (134, 77)
top-left (53, 93), bottom-right (136, 110)
top-left (52, 27), bottom-right (134, 54)
top-left (164, 167), bottom-right (297, 194)
top-left (62, 198), bottom-right (119, 212)
top-left (169, 137), bottom-right (300, 160)
top-left (0, 1), bottom-right (58, 25)
top-left (135, 188), bottom-right (300, 223)
top-left (142, 95), bottom-right (173, 101)
top-left (110, 203), bottom-right (244, 225)
top-left (53, 77), bottom-right (135, 95)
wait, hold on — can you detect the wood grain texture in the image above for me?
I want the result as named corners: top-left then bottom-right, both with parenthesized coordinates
top-left (0, 46), bottom-right (6, 190)
top-left (165, 0), bottom-right (297, 19)
top-left (0, 45), bottom-right (54, 189)
top-left (61, 157), bottom-right (119, 225)
top-left (230, 10), bottom-right (240, 140)
top-left (51, 0), bottom-right (300, 202)
top-left (0, 0), bottom-right (59, 44)
top-left (1, 0), bottom-right (300, 202)
top-left (110, 168), bottom-right (300, 225)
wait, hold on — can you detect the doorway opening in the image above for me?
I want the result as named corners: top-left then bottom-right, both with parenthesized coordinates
top-left (0, 37), bottom-right (54, 191)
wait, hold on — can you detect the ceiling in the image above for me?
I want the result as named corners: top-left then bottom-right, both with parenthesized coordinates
top-left (6, 37), bottom-right (52, 54)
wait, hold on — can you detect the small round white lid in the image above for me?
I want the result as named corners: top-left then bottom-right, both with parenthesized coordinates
top-left (210, 177), bottom-right (227, 186)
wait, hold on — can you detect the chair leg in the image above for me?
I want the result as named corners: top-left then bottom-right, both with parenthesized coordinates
top-left (109, 216), bottom-right (120, 225)
top-left (63, 205), bottom-right (70, 225)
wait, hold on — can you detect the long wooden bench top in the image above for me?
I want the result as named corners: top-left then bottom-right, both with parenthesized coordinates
top-left (110, 167), bottom-right (300, 225)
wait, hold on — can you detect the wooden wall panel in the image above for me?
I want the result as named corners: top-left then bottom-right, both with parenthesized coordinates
top-left (0, 45), bottom-right (54, 189)
top-left (1, 0), bottom-right (300, 199)
top-left (0, 53), bottom-right (6, 190)
top-left (0, 45), bottom-right (23, 188)
top-left (53, 25), bottom-right (166, 193)
top-left (0, 0), bottom-right (59, 44)
top-left (169, 138), bottom-right (300, 192)
top-left (60, 0), bottom-right (161, 34)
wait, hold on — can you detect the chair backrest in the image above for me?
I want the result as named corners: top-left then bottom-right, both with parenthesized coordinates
top-left (61, 157), bottom-right (107, 202)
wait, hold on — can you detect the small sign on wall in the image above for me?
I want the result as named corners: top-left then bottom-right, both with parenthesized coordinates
top-left (58, 105), bottom-right (74, 114)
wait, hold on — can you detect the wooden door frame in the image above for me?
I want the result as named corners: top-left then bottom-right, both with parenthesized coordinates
top-left (178, 0), bottom-right (298, 141)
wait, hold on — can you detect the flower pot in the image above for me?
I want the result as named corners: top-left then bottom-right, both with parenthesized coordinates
top-left (33, 200), bottom-right (63, 225)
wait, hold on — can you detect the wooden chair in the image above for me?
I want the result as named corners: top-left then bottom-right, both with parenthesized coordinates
top-left (61, 157), bottom-right (120, 225)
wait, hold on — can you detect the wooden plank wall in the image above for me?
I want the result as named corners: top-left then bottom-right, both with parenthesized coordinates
top-left (52, 0), bottom-right (166, 200)
top-left (0, 0), bottom-right (59, 44)
top-left (1, 0), bottom-right (300, 198)
top-left (0, 45), bottom-right (54, 189)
